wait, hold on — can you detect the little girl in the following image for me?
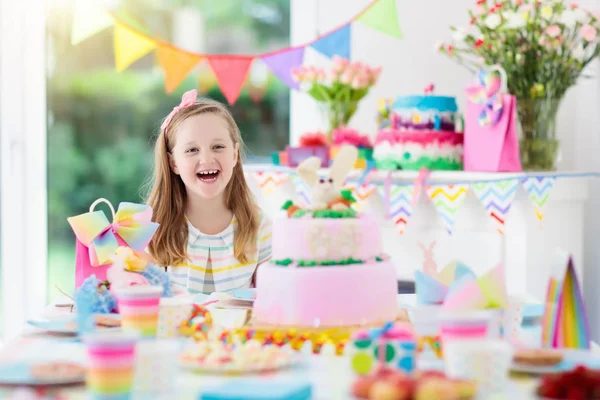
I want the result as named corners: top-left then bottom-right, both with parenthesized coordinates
top-left (146, 89), bottom-right (272, 294)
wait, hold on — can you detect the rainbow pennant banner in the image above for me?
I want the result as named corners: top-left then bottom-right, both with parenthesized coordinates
top-left (547, 256), bottom-right (590, 349)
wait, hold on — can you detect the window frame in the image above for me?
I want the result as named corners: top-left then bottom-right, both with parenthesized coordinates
top-left (0, 0), bottom-right (48, 341)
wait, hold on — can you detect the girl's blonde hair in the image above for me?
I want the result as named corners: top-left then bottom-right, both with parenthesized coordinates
top-left (146, 98), bottom-right (259, 266)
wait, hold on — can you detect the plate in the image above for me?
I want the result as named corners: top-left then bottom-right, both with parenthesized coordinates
top-left (213, 299), bottom-right (254, 310)
top-left (179, 354), bottom-right (302, 375)
top-left (231, 288), bottom-right (256, 301)
top-left (27, 314), bottom-right (121, 335)
top-left (511, 349), bottom-right (600, 375)
top-left (0, 362), bottom-right (86, 386)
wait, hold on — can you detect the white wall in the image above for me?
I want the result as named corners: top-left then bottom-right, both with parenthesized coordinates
top-left (290, 0), bottom-right (600, 339)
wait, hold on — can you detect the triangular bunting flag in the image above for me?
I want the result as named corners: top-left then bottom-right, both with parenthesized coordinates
top-left (356, 0), bottom-right (402, 38)
top-left (426, 184), bottom-right (469, 234)
top-left (311, 24), bottom-right (351, 60)
top-left (251, 171), bottom-right (287, 196)
top-left (521, 177), bottom-right (555, 222)
top-left (157, 45), bottom-right (203, 93)
top-left (261, 47), bottom-right (305, 90)
top-left (71, 0), bottom-right (114, 46)
top-left (114, 23), bottom-right (157, 72)
top-left (207, 56), bottom-right (254, 105)
top-left (472, 180), bottom-right (519, 235)
top-left (378, 184), bottom-right (415, 235)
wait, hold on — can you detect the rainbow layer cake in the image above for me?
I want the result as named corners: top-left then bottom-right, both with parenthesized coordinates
top-left (374, 91), bottom-right (464, 171)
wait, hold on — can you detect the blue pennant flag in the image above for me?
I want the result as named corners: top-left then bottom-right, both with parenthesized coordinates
top-left (311, 24), bottom-right (351, 60)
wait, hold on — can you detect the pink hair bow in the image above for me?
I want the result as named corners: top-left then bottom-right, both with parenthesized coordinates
top-left (161, 89), bottom-right (198, 131)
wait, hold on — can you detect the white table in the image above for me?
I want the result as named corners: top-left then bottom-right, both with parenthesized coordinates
top-left (0, 296), bottom-right (588, 399)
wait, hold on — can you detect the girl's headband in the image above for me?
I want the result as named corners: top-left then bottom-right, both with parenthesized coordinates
top-left (161, 89), bottom-right (198, 132)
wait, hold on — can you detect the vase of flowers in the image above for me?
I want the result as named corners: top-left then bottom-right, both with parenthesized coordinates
top-left (438, 0), bottom-right (600, 170)
top-left (292, 56), bottom-right (381, 141)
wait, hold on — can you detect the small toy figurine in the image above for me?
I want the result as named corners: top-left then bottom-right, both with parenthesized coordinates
top-left (297, 145), bottom-right (358, 211)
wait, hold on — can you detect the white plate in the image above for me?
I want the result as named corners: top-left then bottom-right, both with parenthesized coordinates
top-left (179, 354), bottom-right (302, 375)
top-left (27, 314), bottom-right (121, 335)
top-left (0, 362), bottom-right (85, 386)
top-left (511, 349), bottom-right (600, 375)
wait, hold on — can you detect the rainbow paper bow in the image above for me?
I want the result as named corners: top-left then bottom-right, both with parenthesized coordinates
top-left (465, 68), bottom-right (504, 127)
top-left (67, 202), bottom-right (159, 267)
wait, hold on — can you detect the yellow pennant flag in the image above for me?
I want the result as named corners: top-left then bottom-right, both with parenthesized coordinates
top-left (71, 0), bottom-right (114, 46)
top-left (157, 45), bottom-right (203, 93)
top-left (356, 0), bottom-right (402, 38)
top-left (114, 23), bottom-right (157, 72)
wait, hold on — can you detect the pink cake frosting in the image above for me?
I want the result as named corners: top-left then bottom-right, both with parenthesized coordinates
top-left (253, 262), bottom-right (399, 327)
top-left (374, 130), bottom-right (463, 146)
top-left (271, 214), bottom-right (382, 262)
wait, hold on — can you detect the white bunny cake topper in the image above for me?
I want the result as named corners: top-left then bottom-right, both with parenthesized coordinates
top-left (297, 145), bottom-right (358, 211)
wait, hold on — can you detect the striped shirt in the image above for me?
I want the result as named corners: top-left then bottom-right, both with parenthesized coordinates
top-left (167, 212), bottom-right (272, 294)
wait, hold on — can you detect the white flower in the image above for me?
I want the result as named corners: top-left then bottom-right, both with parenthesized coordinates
top-left (452, 27), bottom-right (469, 43)
top-left (572, 44), bottom-right (586, 61)
top-left (559, 9), bottom-right (579, 28)
top-left (485, 13), bottom-right (502, 30)
top-left (504, 11), bottom-right (526, 29)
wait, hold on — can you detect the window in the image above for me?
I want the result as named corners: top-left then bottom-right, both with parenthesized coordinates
top-left (46, 0), bottom-right (291, 301)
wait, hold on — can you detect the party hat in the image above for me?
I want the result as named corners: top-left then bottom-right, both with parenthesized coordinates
top-left (443, 274), bottom-right (487, 311)
top-left (454, 262), bottom-right (476, 281)
top-left (415, 270), bottom-right (449, 305)
top-left (438, 261), bottom-right (457, 285)
top-left (477, 264), bottom-right (508, 309)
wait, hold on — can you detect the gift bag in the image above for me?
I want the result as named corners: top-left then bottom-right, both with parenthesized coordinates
top-left (67, 198), bottom-right (159, 288)
top-left (464, 66), bottom-right (522, 172)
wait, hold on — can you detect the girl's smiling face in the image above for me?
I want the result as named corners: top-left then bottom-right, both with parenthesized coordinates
top-left (169, 113), bottom-right (238, 201)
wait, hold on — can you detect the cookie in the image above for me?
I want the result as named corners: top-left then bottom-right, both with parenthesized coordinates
top-left (94, 315), bottom-right (121, 328)
top-left (30, 362), bottom-right (85, 381)
top-left (513, 348), bottom-right (563, 366)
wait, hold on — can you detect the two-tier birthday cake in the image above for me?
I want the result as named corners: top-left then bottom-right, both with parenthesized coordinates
top-left (253, 145), bottom-right (399, 327)
top-left (374, 85), bottom-right (464, 171)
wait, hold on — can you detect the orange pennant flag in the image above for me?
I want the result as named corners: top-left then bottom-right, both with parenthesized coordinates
top-left (114, 23), bottom-right (157, 72)
top-left (157, 45), bottom-right (203, 93)
top-left (207, 56), bottom-right (254, 105)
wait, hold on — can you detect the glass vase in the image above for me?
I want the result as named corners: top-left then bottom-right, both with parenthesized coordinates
top-left (320, 100), bottom-right (359, 141)
top-left (517, 98), bottom-right (561, 171)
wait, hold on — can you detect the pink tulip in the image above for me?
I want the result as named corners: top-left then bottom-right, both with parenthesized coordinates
top-left (580, 24), bottom-right (597, 41)
top-left (331, 55), bottom-right (350, 73)
top-left (291, 67), bottom-right (303, 82)
top-left (340, 69), bottom-right (355, 85)
top-left (304, 66), bottom-right (317, 82)
top-left (370, 66), bottom-right (382, 83)
top-left (327, 70), bottom-right (339, 84)
top-left (545, 25), bottom-right (561, 38)
top-left (317, 68), bottom-right (326, 83)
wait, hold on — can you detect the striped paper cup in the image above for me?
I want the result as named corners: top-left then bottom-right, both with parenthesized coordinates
top-left (439, 310), bottom-right (496, 343)
top-left (83, 331), bottom-right (138, 399)
top-left (114, 286), bottom-right (163, 338)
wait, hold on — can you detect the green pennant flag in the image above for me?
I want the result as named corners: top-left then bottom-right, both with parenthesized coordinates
top-left (356, 0), bottom-right (402, 39)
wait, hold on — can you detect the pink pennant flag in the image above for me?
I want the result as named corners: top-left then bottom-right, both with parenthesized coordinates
top-left (207, 56), bottom-right (254, 105)
top-left (261, 47), bottom-right (305, 90)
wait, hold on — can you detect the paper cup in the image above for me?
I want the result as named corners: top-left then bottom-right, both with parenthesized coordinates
top-left (114, 286), bottom-right (163, 338)
top-left (409, 304), bottom-right (442, 336)
top-left (157, 296), bottom-right (194, 339)
top-left (133, 339), bottom-right (182, 393)
top-left (83, 331), bottom-right (138, 399)
top-left (439, 310), bottom-right (497, 342)
top-left (443, 339), bottom-right (513, 394)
